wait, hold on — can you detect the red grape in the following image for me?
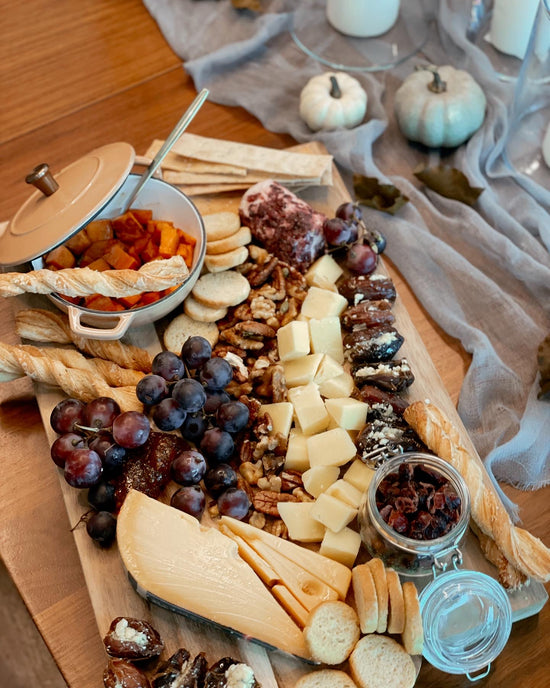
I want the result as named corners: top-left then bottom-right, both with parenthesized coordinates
top-left (200, 427), bottom-right (234, 463)
top-left (216, 400), bottom-right (249, 434)
top-left (64, 448), bottom-right (103, 488)
top-left (170, 450), bottom-right (207, 486)
top-left (152, 398), bottom-right (186, 431)
top-left (50, 432), bottom-right (85, 468)
top-left (323, 217), bottom-right (353, 247)
top-left (172, 378), bottom-right (207, 413)
top-left (203, 389), bottom-right (230, 414)
top-left (135, 374), bottom-right (169, 406)
top-left (181, 336), bottom-right (212, 369)
top-left (152, 350), bottom-right (185, 381)
top-left (50, 398), bottom-right (85, 434)
top-left (89, 432), bottom-right (127, 474)
top-left (181, 413), bottom-right (207, 443)
top-left (204, 464), bottom-right (238, 498)
top-left (346, 243), bottom-right (378, 275)
top-left (199, 357), bottom-right (233, 390)
top-left (83, 397), bottom-right (120, 430)
top-left (335, 201), bottom-right (363, 224)
top-left (217, 488), bottom-right (250, 520)
top-left (112, 411), bottom-right (151, 449)
top-left (170, 485), bottom-right (206, 520)
top-left (86, 511), bottom-right (117, 547)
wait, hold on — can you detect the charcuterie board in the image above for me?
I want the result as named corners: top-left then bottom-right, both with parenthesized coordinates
top-left (24, 142), bottom-right (547, 686)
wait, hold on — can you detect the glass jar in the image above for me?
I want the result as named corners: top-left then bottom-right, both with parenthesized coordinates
top-left (358, 452), bottom-right (470, 577)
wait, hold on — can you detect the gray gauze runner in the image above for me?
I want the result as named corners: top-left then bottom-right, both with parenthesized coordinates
top-left (143, 0), bottom-right (550, 513)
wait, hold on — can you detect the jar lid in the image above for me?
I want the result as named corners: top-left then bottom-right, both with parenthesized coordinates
top-left (419, 568), bottom-right (512, 679)
top-left (1, 142), bottom-right (135, 267)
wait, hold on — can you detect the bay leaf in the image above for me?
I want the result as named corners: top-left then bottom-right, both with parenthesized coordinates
top-left (353, 174), bottom-right (409, 215)
top-left (537, 334), bottom-right (550, 401)
top-left (414, 164), bottom-right (484, 206)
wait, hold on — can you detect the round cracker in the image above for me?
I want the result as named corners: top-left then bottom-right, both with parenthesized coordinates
top-left (163, 313), bottom-right (219, 353)
top-left (206, 226), bottom-right (251, 255)
top-left (349, 635), bottom-right (416, 688)
top-left (204, 245), bottom-right (249, 273)
top-left (202, 211), bottom-right (241, 241)
top-left (191, 270), bottom-right (250, 308)
top-left (184, 295), bottom-right (228, 323)
top-left (295, 669), bottom-right (358, 688)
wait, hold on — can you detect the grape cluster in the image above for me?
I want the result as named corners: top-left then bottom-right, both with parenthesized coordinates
top-left (49, 397), bottom-right (152, 547)
top-left (136, 336), bottom-right (251, 522)
top-left (322, 202), bottom-right (386, 275)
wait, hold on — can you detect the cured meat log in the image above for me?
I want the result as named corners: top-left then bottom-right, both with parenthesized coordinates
top-left (239, 180), bottom-right (326, 272)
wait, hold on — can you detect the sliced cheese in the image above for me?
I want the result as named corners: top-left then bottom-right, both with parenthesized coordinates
top-left (284, 429), bottom-right (310, 472)
top-left (283, 353), bottom-right (324, 388)
top-left (313, 354), bottom-right (344, 385)
top-left (325, 397), bottom-right (369, 431)
top-left (318, 371), bottom-right (354, 399)
top-left (325, 479), bottom-right (364, 509)
top-left (219, 526), bottom-right (279, 586)
top-left (306, 427), bottom-right (357, 467)
top-left (219, 515), bottom-right (351, 599)
top-left (343, 459), bottom-right (375, 493)
top-left (117, 490), bottom-right (309, 659)
top-left (301, 286), bottom-right (348, 319)
top-left (305, 253), bottom-right (344, 286)
top-left (310, 493), bottom-right (358, 533)
top-left (302, 465), bottom-right (340, 498)
top-left (277, 320), bottom-right (310, 362)
top-left (277, 501), bottom-right (326, 543)
top-left (271, 584), bottom-right (310, 628)
top-left (288, 383), bottom-right (330, 436)
top-left (320, 527), bottom-right (362, 568)
top-left (308, 317), bottom-right (344, 364)
top-left (260, 402), bottom-right (293, 438)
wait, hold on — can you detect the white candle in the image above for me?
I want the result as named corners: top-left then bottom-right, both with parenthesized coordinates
top-left (326, 0), bottom-right (400, 39)
top-left (489, 0), bottom-right (540, 59)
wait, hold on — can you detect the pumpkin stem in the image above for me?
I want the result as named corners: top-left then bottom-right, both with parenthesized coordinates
top-left (427, 70), bottom-right (447, 94)
top-left (329, 76), bottom-right (342, 99)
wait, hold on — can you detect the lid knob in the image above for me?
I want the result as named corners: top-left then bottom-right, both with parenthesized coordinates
top-left (25, 163), bottom-right (59, 197)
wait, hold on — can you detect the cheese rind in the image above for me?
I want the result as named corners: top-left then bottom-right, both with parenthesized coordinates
top-left (308, 316), bottom-right (344, 364)
top-left (277, 320), bottom-right (310, 362)
top-left (306, 427), bottom-right (358, 467)
top-left (117, 490), bottom-right (309, 659)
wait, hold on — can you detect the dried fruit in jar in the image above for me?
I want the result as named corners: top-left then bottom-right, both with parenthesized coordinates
top-left (103, 616), bottom-right (163, 660)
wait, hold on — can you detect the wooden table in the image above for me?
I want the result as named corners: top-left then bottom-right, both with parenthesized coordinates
top-left (1, 1), bottom-right (549, 686)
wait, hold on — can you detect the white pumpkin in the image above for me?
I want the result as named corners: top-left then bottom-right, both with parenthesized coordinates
top-left (299, 72), bottom-right (367, 132)
top-left (394, 65), bottom-right (487, 148)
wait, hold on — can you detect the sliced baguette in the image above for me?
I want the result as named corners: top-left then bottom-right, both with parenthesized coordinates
top-left (206, 226), bottom-right (251, 254)
top-left (349, 635), bottom-right (416, 688)
top-left (202, 211), bottom-right (241, 241)
top-left (366, 557), bottom-right (388, 633)
top-left (401, 581), bottom-right (423, 655)
top-left (163, 313), bottom-right (219, 353)
top-left (204, 245), bottom-right (248, 273)
top-left (351, 563), bottom-right (378, 634)
top-left (191, 270), bottom-right (250, 308)
top-left (184, 294), bottom-right (227, 323)
top-left (386, 568), bottom-right (405, 635)
top-left (303, 600), bottom-right (360, 665)
top-left (295, 669), bottom-right (358, 688)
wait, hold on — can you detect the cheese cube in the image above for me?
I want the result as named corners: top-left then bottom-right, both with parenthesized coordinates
top-left (284, 429), bottom-right (310, 472)
top-left (325, 479), bottom-right (364, 509)
top-left (320, 527), bottom-right (362, 568)
top-left (277, 321), bottom-right (310, 362)
top-left (305, 254), bottom-right (344, 286)
top-left (302, 465), bottom-right (340, 498)
top-left (308, 317), bottom-right (344, 364)
top-left (318, 371), bottom-right (354, 399)
top-left (310, 493), bottom-right (357, 533)
top-left (308, 275), bottom-right (339, 292)
top-left (283, 353), bottom-right (324, 388)
top-left (314, 354), bottom-right (345, 385)
top-left (288, 383), bottom-right (330, 436)
top-left (343, 459), bottom-right (375, 493)
top-left (300, 287), bottom-right (348, 319)
top-left (277, 502), bottom-right (326, 542)
top-left (325, 398), bottom-right (369, 431)
top-left (306, 427), bottom-right (357, 467)
top-left (260, 402), bottom-right (293, 439)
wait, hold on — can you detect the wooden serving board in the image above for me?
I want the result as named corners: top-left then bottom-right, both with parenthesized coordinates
top-left (27, 142), bottom-right (547, 686)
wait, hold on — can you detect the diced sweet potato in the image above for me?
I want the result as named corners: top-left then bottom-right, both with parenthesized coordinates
top-left (86, 220), bottom-right (114, 243)
top-left (176, 228), bottom-right (197, 247)
top-left (117, 293), bottom-right (142, 309)
top-left (65, 229), bottom-right (91, 256)
top-left (112, 212), bottom-right (147, 243)
top-left (104, 243), bottom-right (140, 271)
top-left (86, 257), bottom-right (111, 272)
top-left (147, 220), bottom-right (172, 244)
top-left (84, 294), bottom-right (125, 312)
top-left (135, 291), bottom-right (162, 307)
top-left (59, 295), bottom-right (82, 306)
top-left (80, 239), bottom-right (115, 266)
top-left (129, 208), bottom-right (153, 226)
top-left (44, 245), bottom-right (76, 270)
top-left (176, 242), bottom-right (193, 268)
top-left (159, 224), bottom-right (179, 258)
top-left (140, 239), bottom-right (159, 263)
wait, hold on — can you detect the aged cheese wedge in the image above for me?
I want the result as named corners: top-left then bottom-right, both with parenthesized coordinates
top-left (260, 402), bottom-right (293, 438)
top-left (277, 502), bottom-right (326, 543)
top-left (310, 493), bottom-right (358, 533)
top-left (272, 585), bottom-right (310, 628)
top-left (277, 321), bottom-right (311, 361)
top-left (218, 526), bottom-right (279, 587)
top-left (325, 397), bottom-right (369, 431)
top-left (220, 515), bottom-right (351, 599)
top-left (306, 427), bottom-right (357, 467)
top-left (325, 479), bottom-right (364, 509)
top-left (117, 490), bottom-right (309, 659)
top-left (318, 371), bottom-right (354, 399)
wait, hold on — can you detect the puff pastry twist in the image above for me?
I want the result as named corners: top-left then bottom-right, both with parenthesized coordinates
top-left (15, 309), bottom-right (152, 372)
top-left (0, 256), bottom-right (188, 298)
top-left (404, 400), bottom-right (550, 584)
top-left (0, 342), bottom-right (141, 412)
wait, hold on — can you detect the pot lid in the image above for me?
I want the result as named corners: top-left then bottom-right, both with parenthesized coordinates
top-left (419, 568), bottom-right (512, 679)
top-left (0, 142), bottom-right (135, 267)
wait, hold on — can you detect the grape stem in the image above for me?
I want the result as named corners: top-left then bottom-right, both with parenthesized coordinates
top-left (70, 509), bottom-right (94, 532)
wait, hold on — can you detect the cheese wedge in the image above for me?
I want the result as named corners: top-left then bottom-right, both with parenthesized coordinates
top-left (117, 490), bottom-right (309, 659)
top-left (220, 515), bottom-right (351, 599)
top-left (219, 526), bottom-right (279, 586)
top-left (271, 585), bottom-right (310, 628)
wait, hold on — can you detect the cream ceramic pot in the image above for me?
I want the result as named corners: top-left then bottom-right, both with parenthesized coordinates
top-left (2, 144), bottom-right (206, 340)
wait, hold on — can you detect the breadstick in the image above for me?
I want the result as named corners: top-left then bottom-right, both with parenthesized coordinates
top-left (404, 401), bottom-right (550, 583)
top-left (15, 309), bottom-right (152, 372)
top-left (0, 342), bottom-right (141, 412)
top-left (470, 522), bottom-right (527, 589)
top-left (0, 256), bottom-right (188, 298)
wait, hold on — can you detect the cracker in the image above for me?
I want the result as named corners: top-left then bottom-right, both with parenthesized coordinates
top-left (191, 270), bottom-right (250, 309)
top-left (303, 600), bottom-right (360, 665)
top-left (206, 227), bottom-right (251, 255)
top-left (386, 568), bottom-right (405, 635)
top-left (401, 581), bottom-right (423, 655)
top-left (202, 212), bottom-right (241, 242)
top-left (349, 635), bottom-right (416, 688)
top-left (184, 295), bottom-right (228, 323)
top-left (163, 313), bottom-right (219, 353)
top-left (145, 140), bottom-right (247, 176)
top-left (351, 563), bottom-right (378, 634)
top-left (366, 557), bottom-right (388, 634)
top-left (204, 245), bottom-right (248, 273)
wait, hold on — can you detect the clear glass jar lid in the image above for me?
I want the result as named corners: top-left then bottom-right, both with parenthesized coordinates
top-left (419, 568), bottom-right (512, 679)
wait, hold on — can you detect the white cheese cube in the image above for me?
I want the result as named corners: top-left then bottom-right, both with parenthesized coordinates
top-left (314, 354), bottom-right (345, 385)
top-left (288, 383), bottom-right (330, 436)
top-left (300, 286), bottom-right (348, 320)
top-left (302, 465), bottom-right (340, 498)
top-left (305, 254), bottom-right (344, 286)
top-left (325, 397), bottom-right (369, 431)
top-left (320, 527), bottom-right (361, 568)
top-left (310, 493), bottom-right (357, 533)
top-left (325, 479), bottom-right (364, 509)
top-left (277, 321), bottom-right (310, 362)
top-left (277, 502), bottom-right (326, 542)
top-left (308, 275), bottom-right (339, 292)
top-left (306, 427), bottom-right (357, 467)
top-left (283, 353), bottom-right (324, 388)
top-left (284, 429), bottom-right (310, 472)
top-left (259, 402), bottom-right (293, 439)
top-left (318, 371), bottom-right (354, 399)
top-left (343, 459), bottom-right (375, 493)
top-left (308, 317), bottom-right (344, 364)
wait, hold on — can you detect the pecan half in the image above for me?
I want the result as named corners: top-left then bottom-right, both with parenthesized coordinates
top-left (247, 255), bottom-right (279, 287)
top-left (234, 320), bottom-right (277, 338)
top-left (252, 490), bottom-right (300, 516)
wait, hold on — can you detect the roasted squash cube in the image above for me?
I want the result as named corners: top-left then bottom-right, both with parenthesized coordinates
top-left (84, 294), bottom-right (125, 312)
top-left (136, 291), bottom-right (162, 307)
top-left (86, 257), bottom-right (111, 272)
top-left (86, 220), bottom-right (114, 243)
top-left (129, 208), bottom-right (153, 226)
top-left (176, 242), bottom-right (193, 268)
top-left (80, 239), bottom-right (115, 266)
top-left (140, 239), bottom-right (159, 263)
top-left (159, 224), bottom-right (179, 258)
top-left (176, 228), bottom-right (197, 247)
top-left (104, 243), bottom-right (139, 271)
top-left (44, 245), bottom-right (76, 270)
top-left (65, 229), bottom-right (91, 256)
top-left (117, 293), bottom-right (142, 309)
top-left (112, 212), bottom-right (147, 243)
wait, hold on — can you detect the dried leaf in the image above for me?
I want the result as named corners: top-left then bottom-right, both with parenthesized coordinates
top-left (537, 334), bottom-right (550, 401)
top-left (353, 174), bottom-right (409, 215)
top-left (414, 164), bottom-right (484, 206)
top-left (231, 0), bottom-right (262, 10)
